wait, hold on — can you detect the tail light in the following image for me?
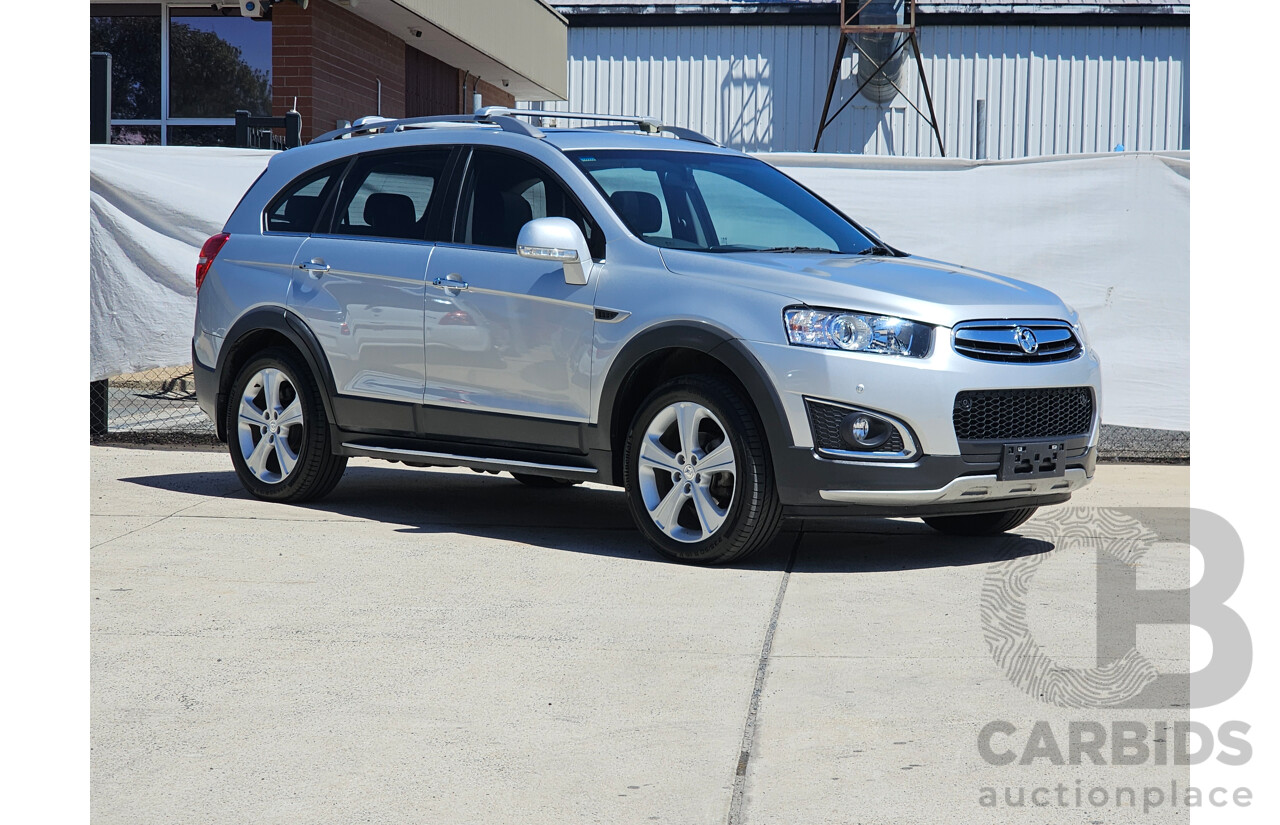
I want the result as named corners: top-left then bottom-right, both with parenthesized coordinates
top-left (195, 233), bottom-right (230, 291)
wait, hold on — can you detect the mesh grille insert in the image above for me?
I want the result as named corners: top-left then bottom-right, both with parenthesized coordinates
top-left (953, 387), bottom-right (1094, 441)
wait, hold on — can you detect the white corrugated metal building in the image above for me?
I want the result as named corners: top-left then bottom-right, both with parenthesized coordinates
top-left (532, 0), bottom-right (1189, 157)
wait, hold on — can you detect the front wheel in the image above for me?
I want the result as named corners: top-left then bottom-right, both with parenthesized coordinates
top-left (922, 507), bottom-right (1038, 536)
top-left (623, 375), bottom-right (781, 565)
top-left (226, 347), bottom-right (346, 502)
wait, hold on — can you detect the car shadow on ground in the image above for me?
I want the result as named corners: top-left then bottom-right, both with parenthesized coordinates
top-left (118, 464), bottom-right (1054, 572)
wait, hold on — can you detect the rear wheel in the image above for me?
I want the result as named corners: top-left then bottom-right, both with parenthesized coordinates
top-left (623, 375), bottom-right (781, 565)
top-left (922, 507), bottom-right (1038, 536)
top-left (226, 347), bottom-right (346, 502)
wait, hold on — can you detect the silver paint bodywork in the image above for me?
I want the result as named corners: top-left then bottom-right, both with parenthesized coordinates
top-left (195, 124), bottom-right (1102, 502)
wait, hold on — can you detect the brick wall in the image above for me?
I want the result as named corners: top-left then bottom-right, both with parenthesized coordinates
top-left (273, 0), bottom-right (406, 142)
top-left (273, 0), bottom-right (517, 141)
top-left (466, 76), bottom-right (516, 113)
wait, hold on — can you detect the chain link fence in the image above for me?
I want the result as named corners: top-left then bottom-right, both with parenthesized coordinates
top-left (90, 366), bottom-right (220, 447)
top-left (89, 370), bottom-right (1189, 462)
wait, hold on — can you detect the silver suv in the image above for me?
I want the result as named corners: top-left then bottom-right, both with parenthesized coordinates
top-left (193, 108), bottom-right (1101, 564)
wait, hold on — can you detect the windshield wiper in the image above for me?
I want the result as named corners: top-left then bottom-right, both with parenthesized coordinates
top-left (857, 245), bottom-right (894, 256)
top-left (750, 246), bottom-right (841, 254)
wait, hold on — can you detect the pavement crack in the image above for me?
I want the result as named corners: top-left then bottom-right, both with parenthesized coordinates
top-left (727, 532), bottom-right (800, 825)
top-left (89, 485), bottom-right (243, 549)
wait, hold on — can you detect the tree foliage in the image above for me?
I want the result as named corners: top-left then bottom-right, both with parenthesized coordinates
top-left (89, 16), bottom-right (272, 121)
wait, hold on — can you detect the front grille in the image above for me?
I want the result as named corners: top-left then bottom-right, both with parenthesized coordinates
top-left (807, 400), bottom-right (905, 454)
top-left (953, 387), bottom-right (1094, 441)
top-left (953, 320), bottom-right (1081, 363)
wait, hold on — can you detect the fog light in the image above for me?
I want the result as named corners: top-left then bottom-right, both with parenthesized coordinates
top-left (840, 411), bottom-right (892, 450)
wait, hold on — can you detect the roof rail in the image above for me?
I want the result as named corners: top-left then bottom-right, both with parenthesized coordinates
top-left (479, 107), bottom-right (719, 146)
top-left (308, 107), bottom-right (719, 147)
top-left (309, 112), bottom-right (541, 144)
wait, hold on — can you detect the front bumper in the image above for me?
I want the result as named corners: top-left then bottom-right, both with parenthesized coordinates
top-left (773, 443), bottom-right (1096, 515)
top-left (749, 337), bottom-right (1102, 456)
top-left (748, 335), bottom-right (1102, 515)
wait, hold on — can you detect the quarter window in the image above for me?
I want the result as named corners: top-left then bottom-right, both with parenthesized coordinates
top-left (265, 163), bottom-right (345, 234)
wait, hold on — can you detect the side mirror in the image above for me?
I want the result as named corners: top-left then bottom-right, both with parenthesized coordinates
top-left (517, 217), bottom-right (593, 286)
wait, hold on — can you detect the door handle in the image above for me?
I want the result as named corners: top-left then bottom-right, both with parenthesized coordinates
top-left (299, 259), bottom-right (330, 278)
top-left (432, 276), bottom-right (470, 291)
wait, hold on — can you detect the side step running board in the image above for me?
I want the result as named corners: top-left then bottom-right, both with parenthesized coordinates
top-left (341, 442), bottom-right (597, 480)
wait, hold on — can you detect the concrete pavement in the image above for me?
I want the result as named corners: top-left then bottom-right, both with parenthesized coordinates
top-left (91, 447), bottom-right (1191, 824)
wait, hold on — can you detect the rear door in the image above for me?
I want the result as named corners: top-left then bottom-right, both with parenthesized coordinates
top-left (288, 147), bottom-right (454, 404)
top-left (422, 148), bottom-right (602, 422)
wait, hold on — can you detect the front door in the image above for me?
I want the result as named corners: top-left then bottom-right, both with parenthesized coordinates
top-left (423, 149), bottom-right (601, 422)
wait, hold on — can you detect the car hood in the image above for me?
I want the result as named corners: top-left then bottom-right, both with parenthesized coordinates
top-left (659, 249), bottom-right (1072, 329)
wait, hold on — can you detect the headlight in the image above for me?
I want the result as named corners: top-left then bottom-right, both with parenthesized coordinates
top-left (1063, 303), bottom-right (1091, 355)
top-left (784, 307), bottom-right (932, 357)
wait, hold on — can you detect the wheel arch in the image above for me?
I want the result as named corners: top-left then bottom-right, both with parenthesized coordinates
top-left (215, 308), bottom-right (337, 442)
top-left (596, 323), bottom-right (793, 485)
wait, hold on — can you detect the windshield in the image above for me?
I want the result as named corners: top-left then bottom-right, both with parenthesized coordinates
top-left (569, 149), bottom-right (881, 254)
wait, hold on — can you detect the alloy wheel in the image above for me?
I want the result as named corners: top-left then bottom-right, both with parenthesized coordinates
top-left (636, 401), bottom-right (737, 543)
top-left (236, 367), bottom-right (305, 484)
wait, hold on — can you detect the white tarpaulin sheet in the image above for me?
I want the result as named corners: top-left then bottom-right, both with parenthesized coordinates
top-left (90, 146), bottom-right (1188, 430)
top-left (90, 146), bottom-right (270, 381)
top-left (763, 151), bottom-right (1190, 432)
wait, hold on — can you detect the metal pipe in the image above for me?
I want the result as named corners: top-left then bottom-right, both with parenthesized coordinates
top-left (976, 99), bottom-right (987, 160)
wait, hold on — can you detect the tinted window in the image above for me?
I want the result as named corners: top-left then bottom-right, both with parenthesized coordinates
top-left (169, 8), bottom-right (272, 118)
top-left (331, 150), bottom-right (451, 241)
top-left (90, 8), bottom-right (162, 121)
top-left (457, 150), bottom-right (603, 257)
top-left (265, 163), bottom-right (344, 234)
top-left (570, 150), bottom-right (877, 254)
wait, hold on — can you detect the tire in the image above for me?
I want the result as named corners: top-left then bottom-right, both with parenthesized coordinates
top-left (623, 375), bottom-right (782, 565)
top-left (225, 347), bottom-right (347, 502)
top-left (511, 473), bottom-right (581, 488)
top-left (922, 507), bottom-right (1039, 537)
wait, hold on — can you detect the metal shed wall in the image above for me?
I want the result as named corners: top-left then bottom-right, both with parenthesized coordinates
top-left (527, 23), bottom-right (1188, 157)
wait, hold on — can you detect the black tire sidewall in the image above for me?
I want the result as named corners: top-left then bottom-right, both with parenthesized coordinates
top-left (226, 348), bottom-right (332, 501)
top-left (623, 376), bottom-right (773, 563)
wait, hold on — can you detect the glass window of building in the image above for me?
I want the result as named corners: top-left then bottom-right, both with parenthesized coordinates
top-left (90, 3), bottom-right (273, 146)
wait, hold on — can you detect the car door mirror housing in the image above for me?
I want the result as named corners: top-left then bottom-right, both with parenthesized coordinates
top-left (517, 217), bottom-right (592, 285)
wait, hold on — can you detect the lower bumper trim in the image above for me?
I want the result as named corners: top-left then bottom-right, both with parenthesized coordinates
top-left (819, 468), bottom-right (1090, 506)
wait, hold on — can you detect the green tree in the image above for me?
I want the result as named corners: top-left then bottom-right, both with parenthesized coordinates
top-left (90, 16), bottom-right (161, 120)
top-left (169, 22), bottom-right (272, 118)
top-left (88, 16), bottom-right (272, 121)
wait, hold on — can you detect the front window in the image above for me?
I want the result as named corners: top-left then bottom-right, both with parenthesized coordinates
top-left (570, 150), bottom-right (881, 254)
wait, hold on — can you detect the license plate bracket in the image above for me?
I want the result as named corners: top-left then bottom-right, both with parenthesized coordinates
top-left (999, 441), bottom-right (1066, 481)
